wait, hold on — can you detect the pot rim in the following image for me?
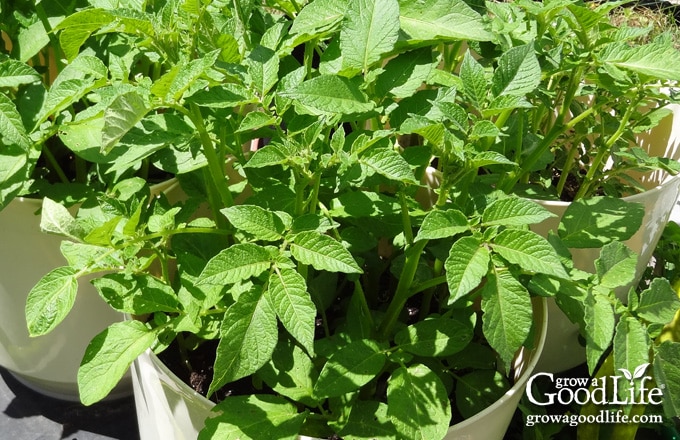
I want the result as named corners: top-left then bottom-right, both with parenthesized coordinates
top-left (530, 172), bottom-right (680, 207)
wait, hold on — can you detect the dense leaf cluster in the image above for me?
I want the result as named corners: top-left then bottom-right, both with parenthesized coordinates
top-left (3, 0), bottom-right (680, 438)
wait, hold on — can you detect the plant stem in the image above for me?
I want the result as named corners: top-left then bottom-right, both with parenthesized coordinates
top-left (153, 245), bottom-right (171, 283)
top-left (419, 259), bottom-right (444, 319)
top-left (312, 289), bottom-right (331, 339)
top-left (175, 333), bottom-right (194, 373)
top-left (555, 140), bottom-right (580, 197)
top-left (609, 403), bottom-right (645, 440)
top-left (231, 0), bottom-right (252, 50)
top-left (294, 170), bottom-right (311, 281)
top-left (42, 145), bottom-right (70, 184)
top-left (399, 191), bottom-right (414, 245)
top-left (378, 239), bottom-right (428, 339)
top-left (289, 0), bottom-right (302, 13)
top-left (34, 3), bottom-right (64, 76)
top-left (411, 275), bottom-right (447, 297)
top-left (117, 226), bottom-right (231, 249)
top-left (304, 41), bottom-right (315, 79)
top-left (188, 104), bottom-right (234, 209)
top-left (574, 101), bottom-right (637, 200)
top-left (305, 172), bottom-right (321, 214)
top-left (353, 281), bottom-right (376, 332)
top-left (577, 352), bottom-right (613, 440)
top-left (202, 167), bottom-right (228, 231)
top-left (499, 66), bottom-right (585, 192)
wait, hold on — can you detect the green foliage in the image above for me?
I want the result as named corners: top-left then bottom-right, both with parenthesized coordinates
top-left (11, 0), bottom-right (680, 438)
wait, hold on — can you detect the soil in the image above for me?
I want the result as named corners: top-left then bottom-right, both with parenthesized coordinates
top-left (550, 167), bottom-right (605, 201)
top-left (156, 338), bottom-right (260, 404)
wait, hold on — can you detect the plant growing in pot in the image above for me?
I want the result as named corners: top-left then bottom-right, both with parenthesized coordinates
top-left (0, 0), bottom-right (177, 399)
top-left (20, 0), bottom-right (554, 436)
top-left (412, 0), bottom-right (680, 373)
top-left (22, 0), bottom-right (680, 438)
top-left (573, 219), bottom-right (680, 440)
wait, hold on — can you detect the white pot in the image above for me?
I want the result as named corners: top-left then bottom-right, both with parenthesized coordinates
top-left (532, 103), bottom-right (680, 373)
top-left (0, 179), bottom-right (180, 400)
top-left (131, 299), bottom-right (547, 440)
top-left (0, 197), bottom-right (131, 400)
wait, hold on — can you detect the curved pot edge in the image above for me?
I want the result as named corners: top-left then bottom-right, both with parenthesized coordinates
top-left (132, 298), bottom-right (549, 440)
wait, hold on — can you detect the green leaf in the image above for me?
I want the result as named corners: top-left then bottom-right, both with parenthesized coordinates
top-left (595, 241), bottom-right (638, 289)
top-left (209, 286), bottom-right (278, 395)
top-left (221, 205), bottom-right (286, 241)
top-left (60, 242), bottom-right (124, 272)
top-left (38, 78), bottom-right (96, 124)
top-left (386, 364), bottom-right (451, 440)
top-left (78, 321), bottom-right (158, 405)
top-left (39, 198), bottom-right (82, 242)
top-left (482, 197), bottom-right (554, 227)
top-left (460, 50), bottom-right (487, 109)
top-left (654, 342), bottom-right (680, 418)
top-left (338, 401), bottom-right (397, 440)
top-left (0, 59), bottom-right (40, 87)
top-left (244, 144), bottom-right (288, 168)
top-left (566, 4), bottom-right (603, 32)
top-left (637, 278), bottom-right (680, 325)
top-left (199, 394), bottom-right (307, 440)
top-left (491, 230), bottom-right (568, 279)
top-left (267, 266), bottom-right (316, 354)
top-left (331, 190), bottom-right (401, 219)
top-left (92, 273), bottom-right (181, 314)
top-left (394, 316), bottom-right (473, 357)
top-left (481, 270), bottom-right (533, 368)
top-left (584, 290), bottom-right (615, 374)
top-left (291, 214), bottom-right (338, 234)
top-left (290, 231), bottom-right (362, 273)
top-left (445, 236), bottom-right (490, 304)
top-left (0, 92), bottom-right (30, 147)
top-left (289, 0), bottom-right (349, 37)
top-left (558, 197), bottom-right (644, 248)
top-left (151, 51), bottom-right (219, 102)
top-left (376, 48), bottom-right (435, 99)
top-left (613, 317), bottom-right (650, 402)
top-left (51, 55), bottom-right (108, 88)
top-left (455, 370), bottom-right (510, 420)
top-left (0, 94), bottom-right (31, 207)
top-left (398, 0), bottom-right (493, 43)
top-left (415, 209), bottom-right (468, 241)
top-left (470, 151), bottom-right (517, 168)
top-left (256, 336), bottom-right (317, 407)
top-left (56, 9), bottom-right (115, 61)
top-left (359, 146), bottom-right (417, 183)
top-left (102, 91), bottom-right (149, 153)
top-left (483, 94), bottom-right (533, 117)
top-left (246, 45), bottom-right (279, 96)
top-left (25, 267), bottom-right (79, 337)
top-left (598, 42), bottom-right (680, 81)
top-left (236, 111), bottom-right (278, 134)
top-left (340, 0), bottom-right (400, 72)
top-left (0, 148), bottom-right (30, 209)
top-left (491, 43), bottom-right (541, 97)
top-left (281, 75), bottom-right (376, 116)
top-left (197, 243), bottom-right (272, 285)
top-left (186, 84), bottom-right (257, 108)
top-left (314, 339), bottom-right (386, 398)
top-left (469, 120), bottom-right (501, 140)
